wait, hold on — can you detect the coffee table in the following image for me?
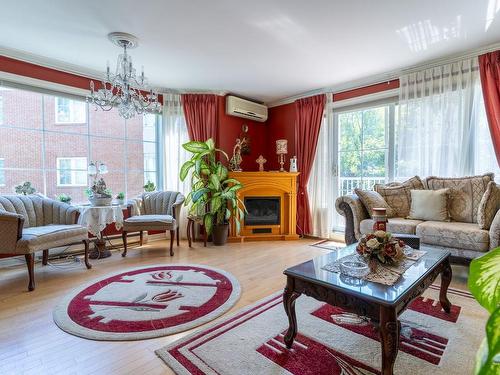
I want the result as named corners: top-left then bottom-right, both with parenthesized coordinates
top-left (283, 244), bottom-right (452, 375)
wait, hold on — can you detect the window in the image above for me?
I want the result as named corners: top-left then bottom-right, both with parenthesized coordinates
top-left (0, 95), bottom-right (3, 124)
top-left (55, 97), bottom-right (86, 124)
top-left (0, 85), bottom-right (161, 202)
top-left (337, 104), bottom-right (394, 196)
top-left (56, 157), bottom-right (88, 186)
top-left (0, 159), bottom-right (5, 186)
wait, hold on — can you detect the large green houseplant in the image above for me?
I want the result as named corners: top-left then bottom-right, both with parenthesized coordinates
top-left (468, 247), bottom-right (500, 375)
top-left (179, 138), bottom-right (245, 245)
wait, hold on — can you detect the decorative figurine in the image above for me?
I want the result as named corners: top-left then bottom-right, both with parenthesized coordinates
top-left (256, 154), bottom-right (267, 171)
top-left (229, 138), bottom-right (243, 172)
top-left (289, 156), bottom-right (298, 172)
top-left (239, 124), bottom-right (251, 155)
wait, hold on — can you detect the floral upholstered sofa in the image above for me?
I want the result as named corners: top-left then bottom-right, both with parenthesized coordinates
top-left (335, 174), bottom-right (499, 263)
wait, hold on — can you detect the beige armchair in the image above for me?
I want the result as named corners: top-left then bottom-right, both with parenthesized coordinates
top-left (0, 195), bottom-right (91, 291)
top-left (122, 191), bottom-right (185, 257)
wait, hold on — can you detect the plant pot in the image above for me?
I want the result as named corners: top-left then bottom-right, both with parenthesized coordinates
top-left (212, 223), bottom-right (229, 246)
top-left (89, 196), bottom-right (112, 206)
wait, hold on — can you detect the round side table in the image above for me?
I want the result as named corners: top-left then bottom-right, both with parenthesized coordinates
top-left (77, 204), bottom-right (125, 259)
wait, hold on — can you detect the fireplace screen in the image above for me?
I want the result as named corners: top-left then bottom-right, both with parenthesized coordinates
top-left (244, 197), bottom-right (280, 225)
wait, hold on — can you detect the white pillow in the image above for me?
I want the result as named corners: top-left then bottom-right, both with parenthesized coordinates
top-left (408, 189), bottom-right (449, 221)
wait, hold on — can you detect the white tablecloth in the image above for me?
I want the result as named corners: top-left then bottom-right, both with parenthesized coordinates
top-left (77, 205), bottom-right (125, 238)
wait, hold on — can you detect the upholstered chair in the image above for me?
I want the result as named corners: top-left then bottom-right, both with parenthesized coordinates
top-left (0, 195), bottom-right (91, 291)
top-left (122, 191), bottom-right (185, 256)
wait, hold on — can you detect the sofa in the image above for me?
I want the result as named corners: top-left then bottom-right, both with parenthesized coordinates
top-left (0, 195), bottom-right (91, 291)
top-left (335, 174), bottom-right (499, 263)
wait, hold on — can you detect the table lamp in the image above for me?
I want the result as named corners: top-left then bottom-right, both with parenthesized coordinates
top-left (276, 139), bottom-right (288, 172)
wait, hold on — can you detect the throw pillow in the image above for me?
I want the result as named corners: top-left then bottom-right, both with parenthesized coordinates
top-left (477, 181), bottom-right (500, 230)
top-left (408, 189), bottom-right (450, 221)
top-left (374, 176), bottom-right (424, 217)
top-left (424, 173), bottom-right (493, 223)
top-left (354, 188), bottom-right (394, 218)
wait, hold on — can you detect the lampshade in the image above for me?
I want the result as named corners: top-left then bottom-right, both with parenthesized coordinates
top-left (276, 139), bottom-right (288, 155)
top-left (87, 162), bottom-right (97, 175)
top-left (98, 163), bottom-right (109, 174)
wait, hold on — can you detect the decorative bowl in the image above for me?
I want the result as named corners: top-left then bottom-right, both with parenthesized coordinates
top-left (339, 259), bottom-right (369, 278)
top-left (89, 197), bottom-right (113, 206)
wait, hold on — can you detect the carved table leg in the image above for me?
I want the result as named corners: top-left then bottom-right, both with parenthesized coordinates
top-left (89, 236), bottom-right (112, 259)
top-left (379, 306), bottom-right (400, 375)
top-left (283, 278), bottom-right (300, 349)
top-left (439, 257), bottom-right (452, 313)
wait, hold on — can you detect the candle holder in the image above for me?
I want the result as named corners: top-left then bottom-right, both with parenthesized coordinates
top-left (276, 139), bottom-right (288, 172)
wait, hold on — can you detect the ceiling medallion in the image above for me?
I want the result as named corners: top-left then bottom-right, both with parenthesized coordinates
top-left (87, 32), bottom-right (162, 119)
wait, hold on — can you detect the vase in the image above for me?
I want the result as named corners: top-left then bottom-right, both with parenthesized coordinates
top-left (212, 223), bottom-right (229, 246)
top-left (372, 207), bottom-right (387, 231)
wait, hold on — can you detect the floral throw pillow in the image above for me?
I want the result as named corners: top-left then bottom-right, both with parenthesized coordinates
top-left (354, 188), bottom-right (394, 218)
top-left (477, 181), bottom-right (500, 230)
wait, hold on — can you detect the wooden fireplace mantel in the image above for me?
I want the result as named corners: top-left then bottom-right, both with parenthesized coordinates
top-left (228, 171), bottom-right (300, 242)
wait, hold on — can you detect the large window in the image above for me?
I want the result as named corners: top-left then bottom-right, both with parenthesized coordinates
top-left (55, 97), bottom-right (86, 124)
top-left (0, 85), bottom-right (160, 202)
top-left (0, 159), bottom-right (5, 186)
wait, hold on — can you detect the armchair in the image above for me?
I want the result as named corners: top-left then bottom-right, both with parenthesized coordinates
top-left (0, 195), bottom-right (91, 291)
top-left (122, 191), bottom-right (185, 256)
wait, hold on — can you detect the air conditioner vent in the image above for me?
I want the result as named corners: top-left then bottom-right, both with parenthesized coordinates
top-left (226, 96), bottom-right (268, 122)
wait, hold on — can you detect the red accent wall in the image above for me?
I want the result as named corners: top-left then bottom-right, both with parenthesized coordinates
top-left (265, 102), bottom-right (296, 171)
top-left (217, 95), bottom-right (266, 171)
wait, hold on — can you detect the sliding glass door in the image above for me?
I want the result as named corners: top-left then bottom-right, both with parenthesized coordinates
top-left (331, 102), bottom-right (396, 229)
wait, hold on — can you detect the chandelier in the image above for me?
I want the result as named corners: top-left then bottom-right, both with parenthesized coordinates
top-left (87, 32), bottom-right (162, 119)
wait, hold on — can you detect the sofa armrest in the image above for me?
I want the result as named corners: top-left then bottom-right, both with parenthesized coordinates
top-left (172, 194), bottom-right (185, 221)
top-left (54, 200), bottom-right (80, 224)
top-left (489, 209), bottom-right (500, 250)
top-left (335, 194), bottom-right (369, 245)
top-left (0, 210), bottom-right (24, 253)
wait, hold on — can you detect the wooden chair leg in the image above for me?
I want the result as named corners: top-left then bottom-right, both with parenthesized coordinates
top-left (187, 220), bottom-right (192, 248)
top-left (169, 230), bottom-right (175, 256)
top-left (24, 253), bottom-right (35, 291)
top-left (83, 239), bottom-right (92, 269)
top-left (176, 227), bottom-right (180, 246)
top-left (122, 231), bottom-right (128, 257)
top-left (139, 231), bottom-right (144, 246)
top-left (42, 250), bottom-right (49, 265)
top-left (202, 225), bottom-right (207, 247)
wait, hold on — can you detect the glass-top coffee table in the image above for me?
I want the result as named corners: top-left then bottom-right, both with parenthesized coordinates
top-left (283, 244), bottom-right (452, 375)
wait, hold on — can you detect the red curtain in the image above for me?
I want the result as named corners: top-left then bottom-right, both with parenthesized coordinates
top-left (181, 94), bottom-right (218, 143)
top-left (294, 94), bottom-right (326, 235)
top-left (479, 51), bottom-right (500, 166)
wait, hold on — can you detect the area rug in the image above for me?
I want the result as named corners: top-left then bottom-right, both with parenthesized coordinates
top-left (310, 239), bottom-right (345, 251)
top-left (53, 264), bottom-right (240, 341)
top-left (156, 285), bottom-right (486, 374)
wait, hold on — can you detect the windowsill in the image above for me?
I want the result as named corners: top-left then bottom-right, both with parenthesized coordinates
top-left (54, 122), bottom-right (87, 126)
top-left (56, 185), bottom-right (87, 187)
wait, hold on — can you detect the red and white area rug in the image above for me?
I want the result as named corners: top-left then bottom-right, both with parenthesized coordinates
top-left (156, 285), bottom-right (487, 374)
top-left (53, 264), bottom-right (240, 341)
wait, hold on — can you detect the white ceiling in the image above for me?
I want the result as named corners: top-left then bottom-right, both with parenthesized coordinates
top-left (1, 0), bottom-right (499, 103)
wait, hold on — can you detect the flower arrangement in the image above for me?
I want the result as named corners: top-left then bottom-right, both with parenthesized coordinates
top-left (356, 230), bottom-right (405, 266)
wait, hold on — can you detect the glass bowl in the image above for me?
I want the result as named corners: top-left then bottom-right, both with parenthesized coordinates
top-left (339, 259), bottom-right (369, 278)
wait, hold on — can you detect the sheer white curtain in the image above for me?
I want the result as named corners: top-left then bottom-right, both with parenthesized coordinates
top-left (162, 93), bottom-right (190, 238)
top-left (308, 94), bottom-right (337, 238)
top-left (396, 57), bottom-right (498, 178)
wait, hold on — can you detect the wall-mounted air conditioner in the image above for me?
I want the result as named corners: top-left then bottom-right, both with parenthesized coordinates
top-left (226, 95), bottom-right (268, 122)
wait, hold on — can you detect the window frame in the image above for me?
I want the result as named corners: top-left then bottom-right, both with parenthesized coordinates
top-left (0, 158), bottom-right (5, 187)
top-left (55, 97), bottom-right (87, 124)
top-left (56, 157), bottom-right (88, 187)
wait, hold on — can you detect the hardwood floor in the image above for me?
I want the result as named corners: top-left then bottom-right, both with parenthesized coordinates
top-left (0, 238), bottom-right (469, 375)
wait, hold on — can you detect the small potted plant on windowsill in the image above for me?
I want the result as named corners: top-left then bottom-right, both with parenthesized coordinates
top-left (180, 138), bottom-right (245, 246)
top-left (14, 181), bottom-right (36, 195)
top-left (55, 193), bottom-right (72, 205)
top-left (115, 192), bottom-right (125, 205)
top-left (143, 180), bottom-right (156, 192)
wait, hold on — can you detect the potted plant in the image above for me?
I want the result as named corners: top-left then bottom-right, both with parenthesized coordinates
top-left (15, 181), bottom-right (36, 195)
top-left (55, 193), bottom-right (72, 204)
top-left (143, 180), bottom-right (156, 192)
top-left (115, 192), bottom-right (125, 205)
top-left (468, 248), bottom-right (500, 375)
top-left (180, 138), bottom-right (245, 245)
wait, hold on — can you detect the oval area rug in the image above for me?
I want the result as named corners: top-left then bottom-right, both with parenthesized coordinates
top-left (53, 264), bottom-right (241, 341)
